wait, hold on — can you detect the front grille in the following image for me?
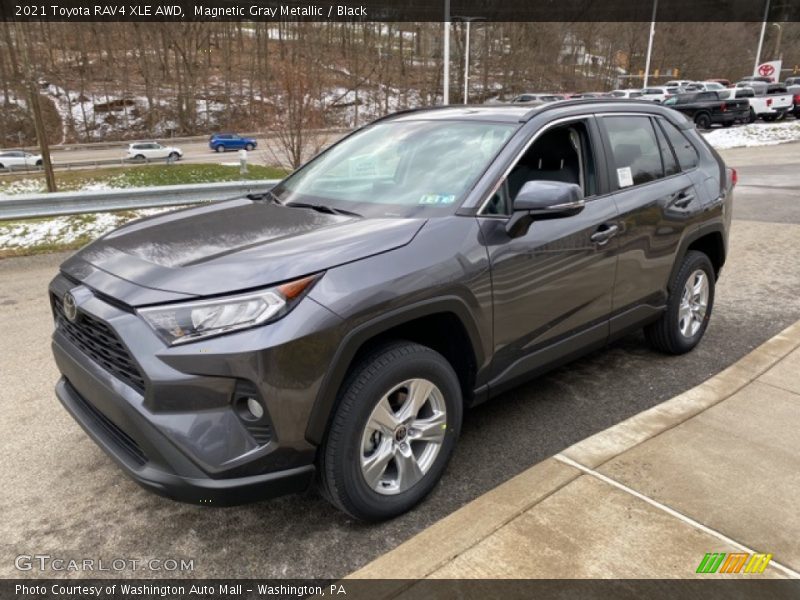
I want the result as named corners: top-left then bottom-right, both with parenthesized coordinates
top-left (53, 294), bottom-right (146, 394)
top-left (68, 381), bottom-right (148, 467)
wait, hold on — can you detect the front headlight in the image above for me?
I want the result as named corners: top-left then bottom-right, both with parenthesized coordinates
top-left (138, 274), bottom-right (318, 345)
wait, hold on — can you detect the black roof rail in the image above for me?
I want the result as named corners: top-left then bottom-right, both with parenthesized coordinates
top-left (370, 104), bottom-right (469, 124)
top-left (519, 98), bottom-right (667, 122)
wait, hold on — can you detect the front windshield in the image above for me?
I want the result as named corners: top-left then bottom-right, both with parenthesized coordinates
top-left (271, 120), bottom-right (517, 217)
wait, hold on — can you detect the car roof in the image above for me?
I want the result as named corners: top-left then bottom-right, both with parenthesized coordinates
top-left (377, 99), bottom-right (690, 126)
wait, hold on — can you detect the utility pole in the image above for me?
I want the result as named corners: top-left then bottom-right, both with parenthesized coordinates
top-left (16, 23), bottom-right (56, 192)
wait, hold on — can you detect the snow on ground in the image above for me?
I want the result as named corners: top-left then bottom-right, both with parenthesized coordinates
top-left (0, 207), bottom-right (175, 250)
top-left (703, 120), bottom-right (800, 150)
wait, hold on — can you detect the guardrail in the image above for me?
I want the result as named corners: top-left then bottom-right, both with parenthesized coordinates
top-left (0, 180), bottom-right (279, 220)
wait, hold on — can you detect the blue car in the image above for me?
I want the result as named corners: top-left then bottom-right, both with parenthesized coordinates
top-left (209, 133), bottom-right (257, 152)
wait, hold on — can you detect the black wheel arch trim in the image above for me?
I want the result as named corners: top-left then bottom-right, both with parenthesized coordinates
top-left (668, 221), bottom-right (726, 290)
top-left (304, 295), bottom-right (486, 445)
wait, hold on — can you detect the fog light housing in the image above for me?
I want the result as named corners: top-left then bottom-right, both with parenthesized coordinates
top-left (246, 397), bottom-right (264, 420)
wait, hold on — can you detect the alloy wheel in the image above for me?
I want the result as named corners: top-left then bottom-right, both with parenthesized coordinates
top-left (678, 269), bottom-right (709, 338)
top-left (360, 378), bottom-right (447, 495)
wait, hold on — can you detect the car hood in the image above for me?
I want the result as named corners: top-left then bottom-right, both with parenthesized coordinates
top-left (61, 198), bottom-right (425, 305)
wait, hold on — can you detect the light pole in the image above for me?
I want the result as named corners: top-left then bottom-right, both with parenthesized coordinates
top-left (643, 0), bottom-right (658, 88)
top-left (457, 17), bottom-right (484, 104)
top-left (754, 0), bottom-right (771, 75)
top-left (443, 0), bottom-right (450, 105)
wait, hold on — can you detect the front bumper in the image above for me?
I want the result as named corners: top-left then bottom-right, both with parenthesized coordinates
top-left (49, 272), bottom-right (344, 505)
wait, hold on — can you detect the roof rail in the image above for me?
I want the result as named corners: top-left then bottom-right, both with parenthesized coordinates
top-left (370, 104), bottom-right (469, 124)
top-left (519, 97), bottom-right (667, 122)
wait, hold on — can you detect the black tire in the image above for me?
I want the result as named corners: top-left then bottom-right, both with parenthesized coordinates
top-left (748, 108), bottom-right (757, 124)
top-left (245, 143), bottom-right (255, 151)
top-left (35, 159), bottom-right (43, 166)
top-left (215, 145), bottom-right (224, 152)
top-left (722, 121), bottom-right (733, 127)
top-left (0, 163), bottom-right (4, 169)
top-left (318, 341), bottom-right (463, 521)
top-left (168, 152), bottom-right (179, 160)
top-left (694, 113), bottom-right (711, 130)
top-left (762, 114), bottom-right (776, 122)
top-left (645, 250), bottom-right (715, 355)
top-left (134, 154), bottom-right (145, 161)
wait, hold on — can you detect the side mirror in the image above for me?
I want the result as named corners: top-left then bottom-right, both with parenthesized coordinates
top-left (506, 180), bottom-right (584, 236)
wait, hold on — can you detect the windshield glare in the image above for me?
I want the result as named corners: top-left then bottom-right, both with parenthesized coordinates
top-left (272, 120), bottom-right (517, 217)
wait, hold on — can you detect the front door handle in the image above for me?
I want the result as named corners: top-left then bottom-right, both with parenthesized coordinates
top-left (591, 224), bottom-right (619, 245)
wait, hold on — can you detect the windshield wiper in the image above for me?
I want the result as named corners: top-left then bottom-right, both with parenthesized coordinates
top-left (286, 202), bottom-right (362, 218)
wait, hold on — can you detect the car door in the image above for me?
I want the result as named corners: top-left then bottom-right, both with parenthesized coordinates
top-left (478, 116), bottom-right (620, 392)
top-left (596, 114), bottom-right (700, 337)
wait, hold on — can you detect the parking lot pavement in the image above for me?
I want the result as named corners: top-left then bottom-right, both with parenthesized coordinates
top-left (1, 143), bottom-right (799, 579)
top-left (351, 322), bottom-right (800, 581)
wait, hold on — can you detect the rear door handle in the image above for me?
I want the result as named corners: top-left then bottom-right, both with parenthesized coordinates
top-left (674, 192), bottom-right (695, 208)
top-left (591, 224), bottom-right (619, 245)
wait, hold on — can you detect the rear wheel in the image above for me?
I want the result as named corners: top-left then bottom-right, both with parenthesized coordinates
top-left (134, 154), bottom-right (145, 161)
top-left (215, 145), bottom-right (224, 152)
top-left (645, 250), bottom-right (715, 355)
top-left (318, 341), bottom-right (463, 521)
top-left (168, 152), bottom-right (179, 160)
top-left (245, 143), bottom-right (255, 151)
top-left (762, 114), bottom-right (777, 122)
top-left (694, 113), bottom-right (711, 130)
top-left (35, 159), bottom-right (43, 166)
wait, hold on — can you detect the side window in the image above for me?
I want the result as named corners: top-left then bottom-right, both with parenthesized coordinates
top-left (653, 119), bottom-right (679, 176)
top-left (601, 116), bottom-right (663, 187)
top-left (482, 120), bottom-right (597, 216)
top-left (658, 119), bottom-right (699, 170)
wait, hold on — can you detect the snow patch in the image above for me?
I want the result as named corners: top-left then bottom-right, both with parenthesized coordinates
top-left (704, 120), bottom-right (800, 150)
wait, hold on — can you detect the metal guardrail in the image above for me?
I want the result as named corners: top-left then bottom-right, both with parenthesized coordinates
top-left (0, 180), bottom-right (280, 220)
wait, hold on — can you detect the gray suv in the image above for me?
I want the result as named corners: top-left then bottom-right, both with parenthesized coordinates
top-left (50, 100), bottom-right (735, 521)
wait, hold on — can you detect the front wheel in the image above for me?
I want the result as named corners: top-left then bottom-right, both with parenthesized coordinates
top-left (245, 143), bottom-right (255, 151)
top-left (214, 145), bottom-right (224, 152)
top-left (645, 250), bottom-right (715, 355)
top-left (318, 341), bottom-right (463, 521)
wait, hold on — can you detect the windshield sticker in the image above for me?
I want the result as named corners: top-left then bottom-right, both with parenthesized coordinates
top-left (349, 156), bottom-right (377, 177)
top-left (617, 166), bottom-right (634, 188)
top-left (419, 194), bottom-right (456, 205)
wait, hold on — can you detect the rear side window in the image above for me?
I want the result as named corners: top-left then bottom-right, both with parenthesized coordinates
top-left (653, 121), bottom-right (679, 176)
top-left (601, 116), bottom-right (663, 187)
top-left (658, 119), bottom-right (699, 170)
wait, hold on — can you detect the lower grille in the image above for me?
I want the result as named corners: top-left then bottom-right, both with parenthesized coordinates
top-left (68, 381), bottom-right (148, 467)
top-left (52, 294), bottom-right (146, 394)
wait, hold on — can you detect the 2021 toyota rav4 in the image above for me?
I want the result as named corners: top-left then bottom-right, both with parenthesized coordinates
top-left (50, 100), bottom-right (735, 521)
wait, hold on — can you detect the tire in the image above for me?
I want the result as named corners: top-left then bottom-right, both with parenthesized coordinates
top-left (694, 113), bottom-right (711, 130)
top-left (134, 154), bottom-right (145, 161)
top-left (245, 143), bottom-right (255, 151)
top-left (215, 145), bottom-right (224, 152)
top-left (35, 159), bottom-right (43, 166)
top-left (762, 115), bottom-right (776, 122)
top-left (645, 250), bottom-right (715, 355)
top-left (318, 341), bottom-right (463, 521)
top-left (748, 109), bottom-right (757, 124)
top-left (168, 152), bottom-right (179, 160)
top-left (722, 121), bottom-right (733, 127)
top-left (0, 164), bottom-right (4, 169)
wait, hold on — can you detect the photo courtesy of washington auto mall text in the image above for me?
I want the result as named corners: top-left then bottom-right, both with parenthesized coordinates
top-left (2, 0), bottom-right (800, 598)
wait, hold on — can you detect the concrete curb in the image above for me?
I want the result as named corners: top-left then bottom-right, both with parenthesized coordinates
top-left (346, 319), bottom-right (800, 583)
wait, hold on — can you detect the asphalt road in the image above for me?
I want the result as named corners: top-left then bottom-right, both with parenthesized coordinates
top-left (1, 143), bottom-right (799, 579)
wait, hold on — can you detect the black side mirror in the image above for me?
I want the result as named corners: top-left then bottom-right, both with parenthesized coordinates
top-left (506, 180), bottom-right (585, 237)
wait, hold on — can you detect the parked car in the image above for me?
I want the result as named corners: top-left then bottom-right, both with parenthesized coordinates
top-left (783, 77), bottom-right (800, 87)
top-left (708, 79), bottom-right (732, 88)
top-left (664, 79), bottom-right (694, 90)
top-left (731, 84), bottom-right (794, 122)
top-left (0, 150), bottom-right (43, 170)
top-left (50, 100), bottom-right (734, 520)
top-left (127, 142), bottom-right (183, 161)
top-left (568, 92), bottom-right (602, 99)
top-left (605, 89), bottom-right (644, 98)
top-left (787, 85), bottom-right (800, 119)
top-left (684, 82), bottom-right (727, 93)
top-left (209, 133), bottom-right (258, 152)
top-left (640, 86), bottom-right (681, 103)
top-left (511, 93), bottom-right (566, 104)
top-left (739, 75), bottom-right (774, 84)
top-left (663, 91), bottom-right (750, 128)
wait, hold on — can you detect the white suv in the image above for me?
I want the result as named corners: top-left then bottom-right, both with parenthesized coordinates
top-left (127, 142), bottom-right (183, 161)
top-left (0, 150), bottom-right (43, 170)
top-left (639, 86), bottom-right (680, 103)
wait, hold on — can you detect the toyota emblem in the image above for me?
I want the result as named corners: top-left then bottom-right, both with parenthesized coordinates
top-left (63, 292), bottom-right (78, 322)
